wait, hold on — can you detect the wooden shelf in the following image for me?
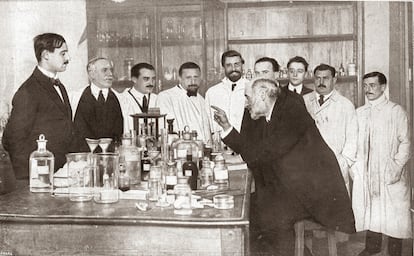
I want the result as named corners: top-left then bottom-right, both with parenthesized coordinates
top-left (228, 34), bottom-right (356, 45)
top-left (277, 75), bottom-right (357, 85)
top-left (97, 40), bottom-right (151, 48)
top-left (160, 39), bottom-right (202, 46)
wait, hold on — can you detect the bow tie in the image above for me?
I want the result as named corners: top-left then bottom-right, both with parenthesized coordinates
top-left (50, 78), bottom-right (62, 87)
top-left (187, 91), bottom-right (197, 97)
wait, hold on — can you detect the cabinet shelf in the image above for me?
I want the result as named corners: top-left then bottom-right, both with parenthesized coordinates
top-left (161, 39), bottom-right (203, 46)
top-left (277, 75), bottom-right (357, 85)
top-left (228, 34), bottom-right (356, 45)
top-left (97, 40), bottom-right (151, 48)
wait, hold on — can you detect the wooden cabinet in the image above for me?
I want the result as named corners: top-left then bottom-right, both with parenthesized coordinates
top-left (224, 1), bottom-right (362, 105)
top-left (86, 0), bottom-right (225, 95)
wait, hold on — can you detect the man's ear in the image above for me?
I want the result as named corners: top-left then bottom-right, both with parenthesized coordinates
top-left (41, 50), bottom-right (49, 61)
top-left (131, 77), bottom-right (138, 84)
top-left (333, 76), bottom-right (337, 85)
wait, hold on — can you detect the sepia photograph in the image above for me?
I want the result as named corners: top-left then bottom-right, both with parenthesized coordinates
top-left (0, 0), bottom-right (413, 255)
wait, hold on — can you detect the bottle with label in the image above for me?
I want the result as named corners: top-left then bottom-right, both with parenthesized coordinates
top-left (190, 130), bottom-right (204, 165)
top-left (118, 134), bottom-right (141, 185)
top-left (174, 126), bottom-right (199, 164)
top-left (213, 153), bottom-right (229, 189)
top-left (165, 161), bottom-right (178, 191)
top-left (173, 177), bottom-right (192, 215)
top-left (200, 158), bottom-right (213, 189)
top-left (29, 134), bottom-right (55, 193)
top-left (182, 149), bottom-right (198, 190)
top-left (141, 150), bottom-right (151, 181)
top-left (166, 119), bottom-right (179, 147)
top-left (118, 163), bottom-right (130, 192)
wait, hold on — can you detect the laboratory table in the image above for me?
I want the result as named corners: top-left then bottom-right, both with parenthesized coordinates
top-left (0, 169), bottom-right (251, 256)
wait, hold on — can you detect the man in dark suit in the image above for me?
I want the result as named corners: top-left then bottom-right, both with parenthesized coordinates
top-left (2, 33), bottom-right (73, 180)
top-left (73, 57), bottom-right (123, 152)
top-left (212, 78), bottom-right (355, 255)
top-left (283, 56), bottom-right (313, 95)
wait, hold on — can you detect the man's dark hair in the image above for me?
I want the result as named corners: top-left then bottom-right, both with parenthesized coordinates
top-left (255, 57), bottom-right (280, 72)
top-left (131, 63), bottom-right (155, 79)
top-left (179, 62), bottom-right (200, 76)
top-left (221, 50), bottom-right (245, 67)
top-left (33, 33), bottom-right (66, 62)
top-left (363, 71), bottom-right (387, 85)
top-left (314, 63), bottom-right (336, 78)
top-left (287, 56), bottom-right (309, 72)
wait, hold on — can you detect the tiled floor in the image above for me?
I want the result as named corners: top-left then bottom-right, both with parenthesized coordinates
top-left (309, 231), bottom-right (412, 256)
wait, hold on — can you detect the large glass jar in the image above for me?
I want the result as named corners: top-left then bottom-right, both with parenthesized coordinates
top-left (93, 153), bottom-right (119, 204)
top-left (173, 177), bottom-right (192, 215)
top-left (118, 135), bottom-right (141, 185)
top-left (29, 134), bottom-right (54, 193)
top-left (66, 152), bottom-right (92, 202)
top-left (174, 126), bottom-right (199, 173)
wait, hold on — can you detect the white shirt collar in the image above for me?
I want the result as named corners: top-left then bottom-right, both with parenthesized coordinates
top-left (223, 77), bottom-right (246, 91)
top-left (90, 82), bottom-right (109, 100)
top-left (288, 83), bottom-right (303, 93)
top-left (315, 90), bottom-right (334, 101)
top-left (368, 93), bottom-right (387, 107)
top-left (37, 65), bottom-right (57, 79)
top-left (130, 87), bottom-right (147, 100)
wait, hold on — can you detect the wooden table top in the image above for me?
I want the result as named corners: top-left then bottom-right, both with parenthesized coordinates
top-left (0, 170), bottom-right (251, 227)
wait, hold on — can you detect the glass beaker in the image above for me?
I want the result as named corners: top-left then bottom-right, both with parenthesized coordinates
top-left (66, 153), bottom-right (93, 202)
top-left (93, 153), bottom-right (119, 204)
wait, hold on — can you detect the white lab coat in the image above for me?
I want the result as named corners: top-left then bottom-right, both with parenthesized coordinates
top-left (351, 94), bottom-right (411, 238)
top-left (156, 85), bottom-right (211, 143)
top-left (304, 89), bottom-right (358, 193)
top-left (117, 88), bottom-right (157, 133)
top-left (205, 77), bottom-right (247, 133)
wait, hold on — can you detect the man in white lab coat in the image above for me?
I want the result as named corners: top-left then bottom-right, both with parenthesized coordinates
top-left (205, 50), bottom-right (248, 134)
top-left (352, 71), bottom-right (411, 256)
top-left (117, 63), bottom-right (157, 133)
top-left (157, 62), bottom-right (211, 143)
top-left (303, 63), bottom-right (358, 193)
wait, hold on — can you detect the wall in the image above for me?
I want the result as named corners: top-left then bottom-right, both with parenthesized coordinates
top-left (0, 0), bottom-right (88, 118)
top-left (363, 1), bottom-right (390, 98)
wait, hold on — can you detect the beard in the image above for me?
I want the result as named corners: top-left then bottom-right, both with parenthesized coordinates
top-left (226, 70), bottom-right (242, 82)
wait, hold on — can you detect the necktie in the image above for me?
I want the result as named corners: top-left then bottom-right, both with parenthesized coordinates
top-left (232, 83), bottom-right (237, 91)
top-left (187, 91), bottom-right (197, 97)
top-left (51, 78), bottom-right (64, 102)
top-left (293, 88), bottom-right (298, 94)
top-left (98, 90), bottom-right (105, 104)
top-left (142, 95), bottom-right (148, 113)
top-left (318, 94), bottom-right (325, 106)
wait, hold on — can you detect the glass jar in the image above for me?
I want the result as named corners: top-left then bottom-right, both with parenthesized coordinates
top-left (66, 152), bottom-right (92, 202)
top-left (93, 153), bottom-right (119, 204)
top-left (118, 135), bottom-right (141, 185)
top-left (200, 158), bottom-right (213, 189)
top-left (173, 177), bottom-right (192, 215)
top-left (29, 134), bottom-right (54, 193)
top-left (213, 153), bottom-right (229, 189)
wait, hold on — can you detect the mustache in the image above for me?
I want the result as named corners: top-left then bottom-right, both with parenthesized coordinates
top-left (318, 84), bottom-right (327, 88)
top-left (64, 61), bottom-right (69, 65)
top-left (146, 85), bottom-right (154, 88)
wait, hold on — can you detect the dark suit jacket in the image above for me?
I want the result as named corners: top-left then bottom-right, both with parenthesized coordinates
top-left (2, 67), bottom-right (74, 179)
top-left (282, 83), bottom-right (313, 96)
top-left (224, 89), bottom-right (355, 234)
top-left (73, 86), bottom-right (123, 152)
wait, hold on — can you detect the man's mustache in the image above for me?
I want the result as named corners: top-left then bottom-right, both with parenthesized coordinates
top-left (146, 85), bottom-right (154, 88)
top-left (318, 84), bottom-right (327, 88)
top-left (64, 61), bottom-right (69, 65)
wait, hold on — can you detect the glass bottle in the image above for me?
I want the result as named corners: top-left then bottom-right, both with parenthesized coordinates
top-left (118, 135), bottom-right (141, 185)
top-left (339, 63), bottom-right (346, 76)
top-left (246, 69), bottom-right (253, 80)
top-left (166, 119), bottom-right (179, 146)
top-left (175, 126), bottom-right (199, 163)
top-left (137, 123), bottom-right (148, 149)
top-left (200, 158), bottom-right (213, 189)
top-left (190, 130), bottom-right (204, 168)
top-left (29, 134), bottom-right (54, 193)
top-left (173, 177), bottom-right (192, 215)
top-left (165, 161), bottom-right (178, 191)
top-left (182, 149), bottom-right (198, 190)
top-left (141, 150), bottom-right (151, 181)
top-left (213, 153), bottom-right (229, 189)
top-left (118, 163), bottom-right (130, 192)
